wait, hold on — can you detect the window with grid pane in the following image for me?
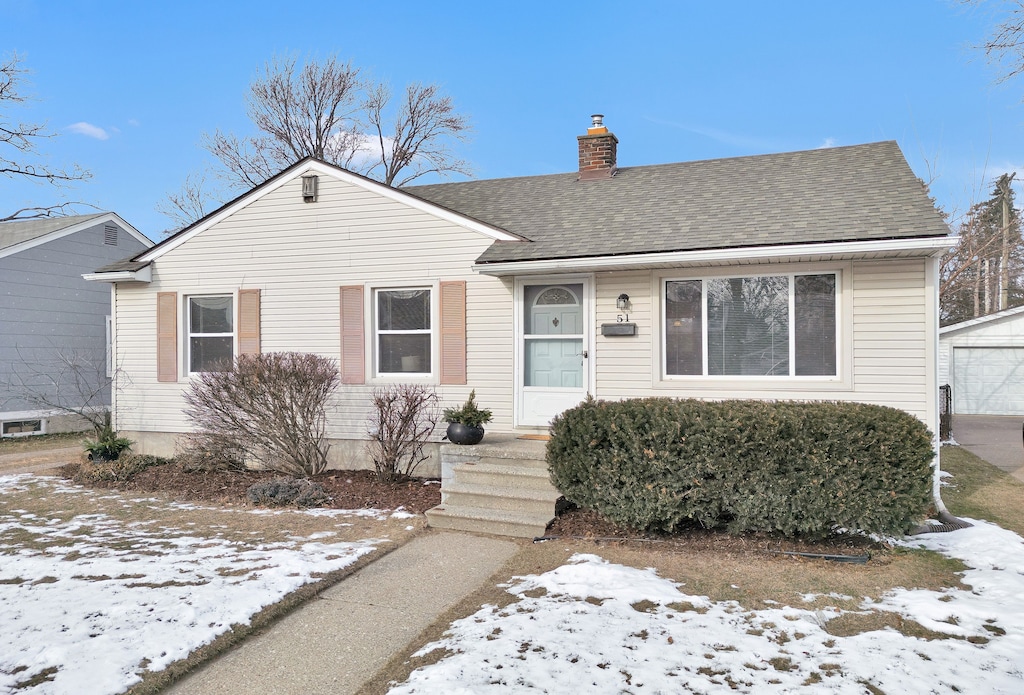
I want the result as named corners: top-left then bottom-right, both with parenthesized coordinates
top-left (376, 289), bottom-right (431, 375)
top-left (188, 296), bottom-right (233, 373)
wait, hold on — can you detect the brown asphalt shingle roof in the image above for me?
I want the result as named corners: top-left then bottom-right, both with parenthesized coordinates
top-left (406, 141), bottom-right (951, 265)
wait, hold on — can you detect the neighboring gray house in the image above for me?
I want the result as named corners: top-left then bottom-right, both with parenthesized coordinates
top-left (939, 305), bottom-right (1024, 415)
top-left (0, 213), bottom-right (152, 436)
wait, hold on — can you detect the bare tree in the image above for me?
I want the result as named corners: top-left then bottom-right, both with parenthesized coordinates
top-left (155, 172), bottom-right (215, 232)
top-left (366, 82), bottom-right (472, 186)
top-left (1, 53), bottom-right (90, 220)
top-left (971, 0), bottom-right (1024, 84)
top-left (941, 173), bottom-right (1023, 324)
top-left (161, 54), bottom-right (472, 229)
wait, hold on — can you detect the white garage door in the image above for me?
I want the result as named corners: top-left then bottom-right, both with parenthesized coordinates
top-left (953, 347), bottom-right (1024, 415)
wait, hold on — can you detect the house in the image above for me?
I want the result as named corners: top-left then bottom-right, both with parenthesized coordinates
top-left (0, 213), bottom-right (152, 436)
top-left (939, 305), bottom-right (1024, 415)
top-left (86, 117), bottom-right (952, 533)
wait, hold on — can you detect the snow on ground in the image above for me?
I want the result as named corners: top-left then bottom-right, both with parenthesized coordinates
top-left (0, 475), bottom-right (390, 695)
top-left (391, 522), bottom-right (1024, 694)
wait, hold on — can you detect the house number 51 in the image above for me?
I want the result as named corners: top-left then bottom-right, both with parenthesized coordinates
top-left (616, 313), bottom-right (629, 322)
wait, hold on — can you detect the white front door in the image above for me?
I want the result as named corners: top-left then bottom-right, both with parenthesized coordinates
top-left (517, 279), bottom-right (591, 427)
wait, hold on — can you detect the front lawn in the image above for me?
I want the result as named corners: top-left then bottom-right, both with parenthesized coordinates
top-left (0, 474), bottom-right (420, 694)
top-left (369, 447), bottom-right (1024, 693)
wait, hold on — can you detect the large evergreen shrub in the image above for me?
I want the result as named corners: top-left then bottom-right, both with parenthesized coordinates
top-left (547, 397), bottom-right (934, 538)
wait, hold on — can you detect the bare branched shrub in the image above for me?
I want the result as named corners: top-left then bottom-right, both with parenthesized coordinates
top-left (182, 352), bottom-right (340, 477)
top-left (366, 384), bottom-right (440, 481)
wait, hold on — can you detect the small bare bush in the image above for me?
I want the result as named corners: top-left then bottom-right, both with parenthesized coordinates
top-left (366, 384), bottom-right (440, 481)
top-left (246, 478), bottom-right (331, 508)
top-left (183, 352), bottom-right (340, 477)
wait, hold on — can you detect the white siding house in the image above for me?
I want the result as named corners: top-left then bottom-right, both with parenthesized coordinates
top-left (940, 306), bottom-right (1024, 415)
top-left (88, 120), bottom-right (953, 475)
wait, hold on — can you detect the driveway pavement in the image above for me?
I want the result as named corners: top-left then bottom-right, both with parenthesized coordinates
top-left (950, 414), bottom-right (1024, 482)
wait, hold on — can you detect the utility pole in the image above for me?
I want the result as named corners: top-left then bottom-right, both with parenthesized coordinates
top-left (998, 173), bottom-right (1016, 311)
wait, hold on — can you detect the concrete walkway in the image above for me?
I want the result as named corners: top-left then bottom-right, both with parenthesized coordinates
top-left (164, 530), bottom-right (521, 695)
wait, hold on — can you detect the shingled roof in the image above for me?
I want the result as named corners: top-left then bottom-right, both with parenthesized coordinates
top-left (406, 141), bottom-right (951, 265)
top-left (0, 213), bottom-right (107, 252)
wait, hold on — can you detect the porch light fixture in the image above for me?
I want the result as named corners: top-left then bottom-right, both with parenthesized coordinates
top-left (616, 293), bottom-right (630, 311)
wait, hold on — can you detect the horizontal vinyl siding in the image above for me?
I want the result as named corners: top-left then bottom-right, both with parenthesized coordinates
top-left (850, 260), bottom-right (929, 420)
top-left (593, 259), bottom-right (932, 424)
top-left (114, 175), bottom-right (515, 439)
top-left (1, 222), bottom-right (149, 412)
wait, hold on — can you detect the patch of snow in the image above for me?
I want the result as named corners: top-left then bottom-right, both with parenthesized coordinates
top-left (391, 524), bottom-right (1024, 693)
top-left (0, 477), bottom-right (385, 695)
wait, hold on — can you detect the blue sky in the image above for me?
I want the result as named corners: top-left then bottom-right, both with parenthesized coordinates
top-left (2, 0), bottom-right (1022, 239)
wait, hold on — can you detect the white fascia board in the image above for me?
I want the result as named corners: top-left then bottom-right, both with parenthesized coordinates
top-left (0, 212), bottom-right (152, 260)
top-left (474, 236), bottom-right (958, 276)
top-left (138, 161), bottom-right (521, 264)
top-left (939, 303), bottom-right (1024, 335)
top-left (82, 266), bottom-right (152, 283)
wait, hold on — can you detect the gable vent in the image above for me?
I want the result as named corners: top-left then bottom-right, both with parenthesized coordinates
top-left (103, 224), bottom-right (118, 246)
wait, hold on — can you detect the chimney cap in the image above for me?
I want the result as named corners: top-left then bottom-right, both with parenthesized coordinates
top-left (587, 113), bottom-right (609, 135)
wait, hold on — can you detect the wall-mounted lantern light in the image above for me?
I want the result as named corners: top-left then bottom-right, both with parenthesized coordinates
top-left (616, 293), bottom-right (630, 312)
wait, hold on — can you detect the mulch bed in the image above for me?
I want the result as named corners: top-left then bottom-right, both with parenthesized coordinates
top-left (59, 460), bottom-right (881, 556)
top-left (60, 461), bottom-right (443, 514)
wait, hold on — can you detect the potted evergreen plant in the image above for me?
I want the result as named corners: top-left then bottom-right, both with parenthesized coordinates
top-left (443, 390), bottom-right (493, 445)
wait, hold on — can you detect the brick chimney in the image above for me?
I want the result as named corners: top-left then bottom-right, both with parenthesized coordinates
top-left (577, 114), bottom-right (618, 180)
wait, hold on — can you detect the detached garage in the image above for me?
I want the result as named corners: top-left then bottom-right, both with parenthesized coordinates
top-left (940, 306), bottom-right (1024, 415)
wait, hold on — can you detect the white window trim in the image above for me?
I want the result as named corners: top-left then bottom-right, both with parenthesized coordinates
top-left (185, 293), bottom-right (235, 375)
top-left (370, 284), bottom-right (438, 381)
top-left (653, 264), bottom-right (851, 391)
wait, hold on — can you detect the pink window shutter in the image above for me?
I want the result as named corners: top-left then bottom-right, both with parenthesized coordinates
top-left (156, 292), bottom-right (178, 383)
top-left (439, 280), bottom-right (467, 385)
top-left (339, 286), bottom-right (365, 384)
top-left (237, 289), bottom-right (261, 355)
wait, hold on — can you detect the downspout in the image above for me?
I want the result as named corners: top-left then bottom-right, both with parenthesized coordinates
top-left (912, 254), bottom-right (970, 534)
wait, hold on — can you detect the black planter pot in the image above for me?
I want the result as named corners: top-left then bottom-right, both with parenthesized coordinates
top-left (446, 422), bottom-right (485, 445)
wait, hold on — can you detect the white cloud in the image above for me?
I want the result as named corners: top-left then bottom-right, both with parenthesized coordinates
top-left (127, 118), bottom-right (140, 127)
top-left (66, 122), bottom-right (110, 140)
top-left (817, 137), bottom-right (838, 149)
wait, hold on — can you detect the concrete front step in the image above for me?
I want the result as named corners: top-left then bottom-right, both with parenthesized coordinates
top-left (425, 504), bottom-right (552, 539)
top-left (441, 480), bottom-right (561, 516)
top-left (453, 462), bottom-right (556, 492)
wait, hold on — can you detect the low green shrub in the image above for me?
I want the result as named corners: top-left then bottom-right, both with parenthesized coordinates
top-left (547, 397), bottom-right (934, 539)
top-left (73, 453), bottom-right (169, 484)
top-left (246, 478), bottom-right (331, 508)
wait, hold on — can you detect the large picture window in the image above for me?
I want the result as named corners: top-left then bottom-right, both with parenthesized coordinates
top-left (664, 273), bottom-right (837, 377)
top-left (375, 288), bottom-right (432, 375)
top-left (188, 296), bottom-right (233, 373)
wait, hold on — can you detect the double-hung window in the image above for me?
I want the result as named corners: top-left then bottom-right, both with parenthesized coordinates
top-left (188, 295), bottom-right (234, 373)
top-left (375, 288), bottom-right (432, 375)
top-left (664, 273), bottom-right (837, 377)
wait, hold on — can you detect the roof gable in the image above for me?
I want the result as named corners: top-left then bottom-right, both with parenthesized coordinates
top-left (0, 213), bottom-right (151, 260)
top-left (940, 305), bottom-right (1024, 336)
top-left (135, 159), bottom-right (522, 265)
top-left (408, 141), bottom-right (952, 265)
